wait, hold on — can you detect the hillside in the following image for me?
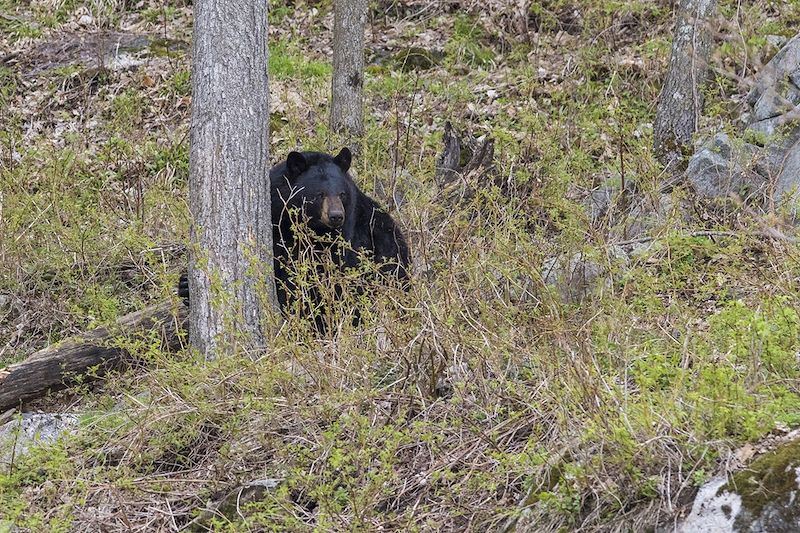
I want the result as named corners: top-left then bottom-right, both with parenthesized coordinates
top-left (2, 0), bottom-right (800, 530)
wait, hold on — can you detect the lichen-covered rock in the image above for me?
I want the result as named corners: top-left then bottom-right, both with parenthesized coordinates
top-left (751, 87), bottom-right (796, 123)
top-left (764, 129), bottom-right (800, 210)
top-left (678, 476), bottom-right (741, 532)
top-left (0, 413), bottom-right (78, 467)
top-left (542, 247), bottom-right (626, 302)
top-left (746, 34), bottom-right (800, 107)
top-left (686, 133), bottom-right (763, 199)
top-left (678, 439), bottom-right (800, 532)
top-left (687, 33), bottom-right (800, 210)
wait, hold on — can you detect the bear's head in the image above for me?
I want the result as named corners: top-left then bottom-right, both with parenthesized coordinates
top-left (282, 147), bottom-right (356, 233)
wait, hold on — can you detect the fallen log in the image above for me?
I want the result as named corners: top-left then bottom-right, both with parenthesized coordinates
top-left (0, 301), bottom-right (187, 412)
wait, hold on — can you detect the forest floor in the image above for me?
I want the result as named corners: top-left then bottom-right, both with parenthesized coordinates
top-left (2, 0), bottom-right (800, 531)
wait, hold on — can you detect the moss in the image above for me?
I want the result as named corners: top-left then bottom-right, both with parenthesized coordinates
top-left (720, 440), bottom-right (800, 528)
top-left (393, 47), bottom-right (442, 72)
top-left (147, 37), bottom-right (189, 57)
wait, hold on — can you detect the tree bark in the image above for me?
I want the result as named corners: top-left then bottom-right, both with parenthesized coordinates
top-left (330, 0), bottom-right (368, 141)
top-left (653, 0), bottom-right (717, 170)
top-left (189, 0), bottom-right (276, 357)
top-left (0, 302), bottom-right (186, 413)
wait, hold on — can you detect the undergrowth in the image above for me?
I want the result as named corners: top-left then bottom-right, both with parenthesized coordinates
top-left (2, 0), bottom-right (800, 531)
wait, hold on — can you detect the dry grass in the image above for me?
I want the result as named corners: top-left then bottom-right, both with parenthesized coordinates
top-left (3, 0), bottom-right (800, 531)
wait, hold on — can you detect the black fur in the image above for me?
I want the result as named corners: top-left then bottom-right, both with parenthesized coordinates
top-left (179, 148), bottom-right (410, 329)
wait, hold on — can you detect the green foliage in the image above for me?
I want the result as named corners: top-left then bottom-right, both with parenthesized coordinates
top-left (142, 6), bottom-right (178, 24)
top-left (4, 0), bottom-right (800, 530)
top-left (167, 68), bottom-right (191, 97)
top-left (0, 439), bottom-right (74, 530)
top-left (445, 15), bottom-right (496, 68)
top-left (270, 40), bottom-right (331, 80)
top-left (109, 88), bottom-right (145, 131)
top-left (0, 17), bottom-right (42, 40)
top-left (710, 298), bottom-right (800, 377)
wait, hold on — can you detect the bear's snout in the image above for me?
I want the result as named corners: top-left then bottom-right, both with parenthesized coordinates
top-left (328, 212), bottom-right (344, 227)
top-left (322, 196), bottom-right (345, 228)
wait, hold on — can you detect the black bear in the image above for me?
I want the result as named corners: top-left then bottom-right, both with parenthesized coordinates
top-left (179, 147), bottom-right (410, 329)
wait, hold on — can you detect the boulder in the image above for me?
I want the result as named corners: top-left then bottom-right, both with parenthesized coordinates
top-left (745, 34), bottom-right (800, 108)
top-left (0, 413), bottom-right (78, 468)
top-left (751, 87), bottom-right (795, 123)
top-left (542, 247), bottom-right (626, 302)
top-left (687, 33), bottom-right (800, 209)
top-left (678, 438), bottom-right (800, 532)
top-left (766, 129), bottom-right (800, 209)
top-left (686, 133), bottom-right (763, 199)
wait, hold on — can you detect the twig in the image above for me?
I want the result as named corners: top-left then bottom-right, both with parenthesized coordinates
top-left (614, 230), bottom-right (738, 247)
top-left (708, 64), bottom-right (754, 90)
top-left (614, 228), bottom-right (797, 247)
top-left (0, 12), bottom-right (23, 22)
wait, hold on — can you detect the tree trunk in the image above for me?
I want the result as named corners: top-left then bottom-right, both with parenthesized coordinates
top-left (189, 0), bottom-right (276, 357)
top-left (0, 302), bottom-right (186, 413)
top-left (330, 0), bottom-right (368, 141)
top-left (653, 0), bottom-right (717, 170)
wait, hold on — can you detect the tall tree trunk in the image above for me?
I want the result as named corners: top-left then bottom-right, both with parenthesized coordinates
top-left (653, 0), bottom-right (717, 170)
top-left (330, 0), bottom-right (368, 142)
top-left (188, 0), bottom-right (276, 357)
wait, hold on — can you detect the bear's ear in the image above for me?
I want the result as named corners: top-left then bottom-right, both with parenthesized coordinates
top-left (286, 151), bottom-right (309, 179)
top-left (333, 147), bottom-right (352, 172)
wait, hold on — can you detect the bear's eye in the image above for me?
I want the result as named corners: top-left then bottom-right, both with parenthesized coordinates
top-left (316, 192), bottom-right (324, 199)
top-left (339, 192), bottom-right (346, 199)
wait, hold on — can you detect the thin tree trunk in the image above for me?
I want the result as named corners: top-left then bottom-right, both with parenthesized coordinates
top-left (331, 0), bottom-right (368, 141)
top-left (653, 0), bottom-right (717, 170)
top-left (189, 0), bottom-right (276, 357)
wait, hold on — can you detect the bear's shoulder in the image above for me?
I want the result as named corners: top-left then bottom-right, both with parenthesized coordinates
top-left (351, 191), bottom-right (410, 265)
top-left (353, 191), bottom-right (391, 226)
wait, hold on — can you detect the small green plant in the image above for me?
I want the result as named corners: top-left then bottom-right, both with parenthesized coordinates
top-left (168, 68), bottom-right (191, 96)
top-left (270, 41), bottom-right (331, 80)
top-left (4, 0), bottom-right (800, 530)
top-left (108, 88), bottom-right (144, 132)
top-left (445, 15), bottom-right (496, 68)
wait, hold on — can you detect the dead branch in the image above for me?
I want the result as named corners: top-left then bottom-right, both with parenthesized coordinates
top-left (0, 301), bottom-right (187, 412)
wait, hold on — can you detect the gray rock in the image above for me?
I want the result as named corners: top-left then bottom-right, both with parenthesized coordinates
top-left (767, 35), bottom-right (789, 49)
top-left (732, 34), bottom-right (800, 187)
top-left (678, 439), bottom-right (800, 532)
top-left (0, 413), bottom-right (78, 467)
top-left (782, 82), bottom-right (800, 106)
top-left (747, 116), bottom-right (784, 137)
top-left (193, 478), bottom-right (283, 527)
top-left (581, 175), bottom-right (674, 240)
top-left (543, 253), bottom-right (601, 302)
top-left (620, 193), bottom-right (679, 240)
top-left (543, 247), bottom-right (626, 302)
top-left (587, 186), bottom-right (615, 223)
top-left (686, 133), bottom-right (764, 199)
top-left (789, 70), bottom-right (800, 91)
top-left (0, 294), bottom-right (10, 312)
top-left (678, 476), bottom-right (741, 532)
top-left (751, 87), bottom-right (794, 123)
top-left (746, 34), bottom-right (800, 107)
top-left (773, 136), bottom-right (800, 209)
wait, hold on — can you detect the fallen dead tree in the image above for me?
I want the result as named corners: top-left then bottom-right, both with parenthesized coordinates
top-left (0, 301), bottom-right (187, 412)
